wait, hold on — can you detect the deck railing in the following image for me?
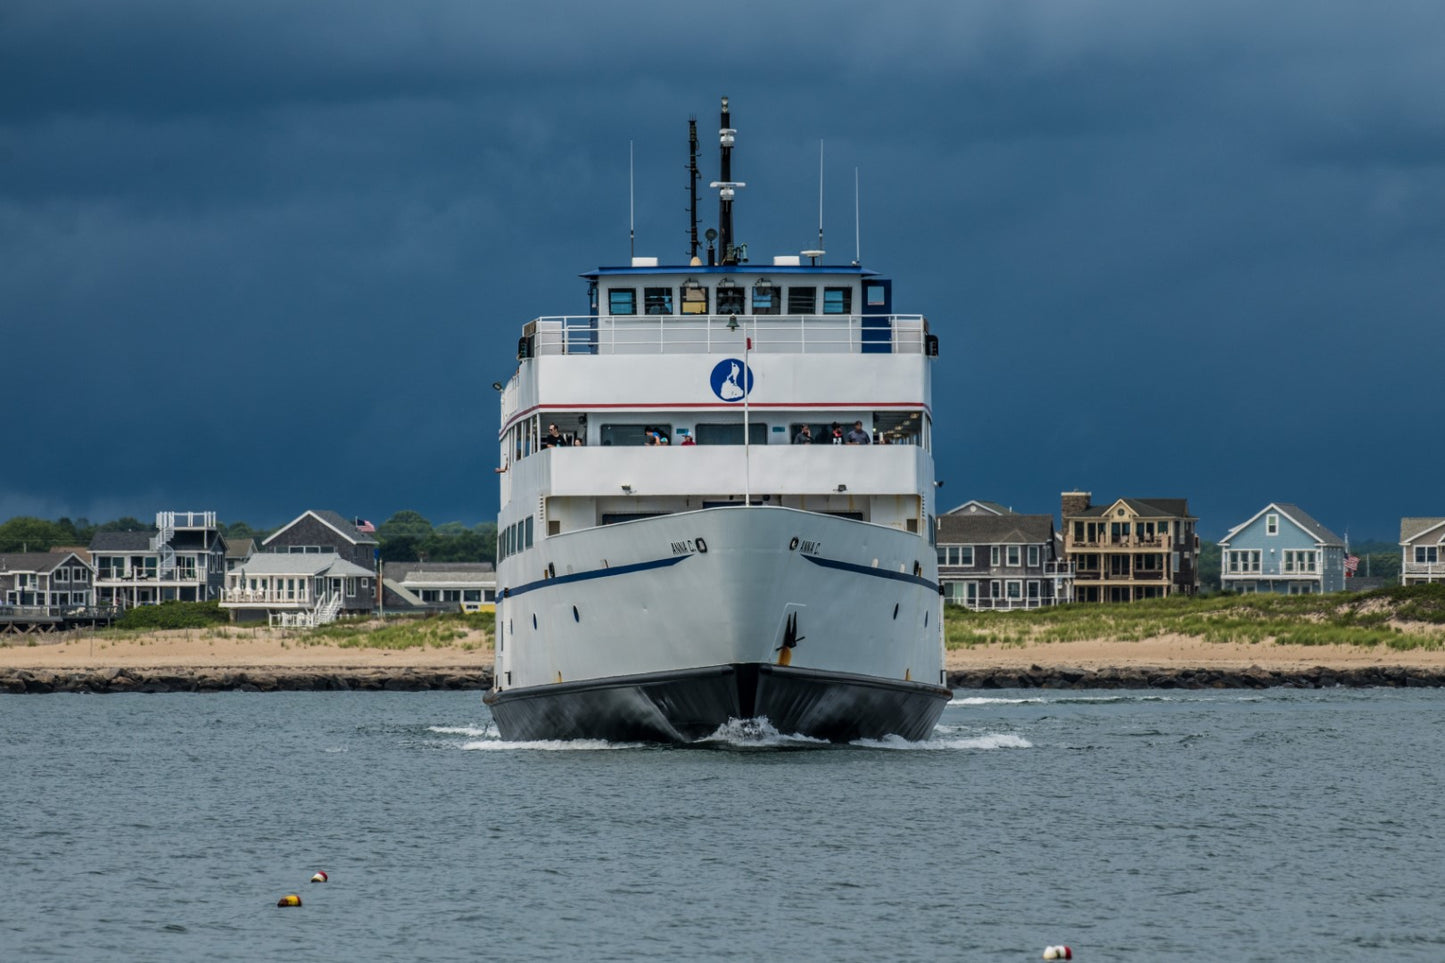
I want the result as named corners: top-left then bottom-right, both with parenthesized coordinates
top-left (526, 314), bottom-right (928, 356)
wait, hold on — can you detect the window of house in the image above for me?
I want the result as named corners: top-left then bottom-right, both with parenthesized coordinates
top-left (56, 568), bottom-right (69, 583)
top-left (717, 282), bottom-right (745, 315)
top-left (1266, 514), bottom-right (1278, 535)
top-left (965, 582), bottom-right (978, 603)
top-left (960, 546), bottom-right (974, 566)
top-left (1006, 545), bottom-right (1021, 567)
top-left (1027, 581), bottom-right (1040, 599)
top-left (989, 580), bottom-right (1002, 598)
top-left (787, 286), bottom-right (816, 314)
top-left (752, 282), bottom-right (779, 315)
top-left (1006, 580), bottom-right (1022, 599)
top-left (1415, 546), bottom-right (1439, 565)
top-left (644, 287), bottom-right (673, 315)
top-left (609, 288), bottom-right (637, 315)
top-left (1027, 545), bottom-right (1040, 567)
top-left (823, 287), bottom-right (852, 314)
top-left (990, 546), bottom-right (1000, 566)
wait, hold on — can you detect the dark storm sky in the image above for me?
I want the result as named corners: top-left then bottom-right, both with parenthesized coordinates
top-left (4, 1), bottom-right (1443, 540)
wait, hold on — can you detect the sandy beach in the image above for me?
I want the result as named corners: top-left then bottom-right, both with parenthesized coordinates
top-left (4, 627), bottom-right (1445, 673)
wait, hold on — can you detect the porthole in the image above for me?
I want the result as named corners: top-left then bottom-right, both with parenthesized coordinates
top-left (696, 537), bottom-right (708, 554)
top-left (789, 537), bottom-right (800, 551)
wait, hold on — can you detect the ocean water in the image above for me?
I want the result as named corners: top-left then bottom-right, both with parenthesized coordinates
top-left (1, 688), bottom-right (1442, 961)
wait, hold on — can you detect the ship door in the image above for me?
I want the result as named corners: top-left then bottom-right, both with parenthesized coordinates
top-left (860, 278), bottom-right (892, 354)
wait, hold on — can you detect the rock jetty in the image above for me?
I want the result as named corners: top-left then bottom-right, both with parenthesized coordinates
top-left (3, 664), bottom-right (1445, 694)
top-left (0, 666), bottom-right (492, 694)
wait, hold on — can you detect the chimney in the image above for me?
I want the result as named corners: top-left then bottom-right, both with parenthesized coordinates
top-left (1061, 491), bottom-right (1091, 518)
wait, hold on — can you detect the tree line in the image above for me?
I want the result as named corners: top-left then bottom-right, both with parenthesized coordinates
top-left (0, 512), bottom-right (498, 565)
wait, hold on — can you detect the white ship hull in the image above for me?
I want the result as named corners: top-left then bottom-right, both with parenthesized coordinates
top-left (485, 506), bottom-right (949, 742)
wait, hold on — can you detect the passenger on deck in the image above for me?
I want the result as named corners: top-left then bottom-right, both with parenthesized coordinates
top-left (846, 421), bottom-right (871, 445)
top-left (541, 424), bottom-right (565, 448)
top-left (829, 422), bottom-right (845, 445)
top-left (678, 428), bottom-right (696, 446)
top-left (792, 424), bottom-right (813, 444)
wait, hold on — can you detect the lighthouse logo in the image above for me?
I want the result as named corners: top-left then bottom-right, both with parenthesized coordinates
top-left (709, 358), bottom-right (753, 402)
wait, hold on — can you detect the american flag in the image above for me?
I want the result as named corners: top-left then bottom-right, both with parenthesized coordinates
top-left (1345, 554), bottom-right (1360, 574)
top-left (354, 517), bottom-right (376, 534)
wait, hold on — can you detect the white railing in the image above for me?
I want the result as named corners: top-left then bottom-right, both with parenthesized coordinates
top-left (223, 588), bottom-right (314, 605)
top-left (526, 314), bottom-right (928, 356)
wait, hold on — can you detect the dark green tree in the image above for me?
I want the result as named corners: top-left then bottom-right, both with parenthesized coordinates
top-left (377, 511), bottom-right (434, 562)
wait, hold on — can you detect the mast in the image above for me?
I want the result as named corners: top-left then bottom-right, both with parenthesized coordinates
top-left (687, 118), bottom-right (700, 263)
top-left (710, 95), bottom-right (745, 265)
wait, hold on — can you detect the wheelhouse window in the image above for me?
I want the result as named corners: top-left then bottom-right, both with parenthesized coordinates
top-left (787, 286), bottom-right (816, 314)
top-left (752, 280), bottom-right (779, 315)
top-left (717, 281), bottom-right (745, 315)
top-left (609, 288), bottom-right (636, 315)
top-left (681, 279), bottom-right (708, 315)
top-left (823, 287), bottom-right (852, 314)
top-left (644, 287), bottom-right (674, 315)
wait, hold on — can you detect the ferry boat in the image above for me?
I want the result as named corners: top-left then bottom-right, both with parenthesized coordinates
top-left (484, 98), bottom-right (949, 743)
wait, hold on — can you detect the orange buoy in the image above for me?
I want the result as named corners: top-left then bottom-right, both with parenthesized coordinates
top-left (310, 871), bottom-right (328, 883)
top-left (277, 894), bottom-right (302, 907)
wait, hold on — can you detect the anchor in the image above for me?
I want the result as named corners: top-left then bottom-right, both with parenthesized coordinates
top-left (775, 611), bottom-right (805, 666)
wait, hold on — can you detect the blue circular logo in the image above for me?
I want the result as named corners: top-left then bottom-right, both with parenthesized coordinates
top-left (709, 358), bottom-right (753, 402)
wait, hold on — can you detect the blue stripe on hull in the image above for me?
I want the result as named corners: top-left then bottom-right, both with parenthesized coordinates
top-left (801, 553), bottom-right (938, 591)
top-left (502, 554), bottom-right (689, 599)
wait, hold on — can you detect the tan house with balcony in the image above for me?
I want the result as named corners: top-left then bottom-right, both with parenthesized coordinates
top-left (1060, 491), bottom-right (1199, 603)
top-left (1399, 517), bottom-right (1445, 585)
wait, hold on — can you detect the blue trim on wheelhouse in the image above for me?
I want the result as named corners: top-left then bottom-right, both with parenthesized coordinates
top-left (502, 554), bottom-right (691, 599)
top-left (801, 553), bottom-right (937, 590)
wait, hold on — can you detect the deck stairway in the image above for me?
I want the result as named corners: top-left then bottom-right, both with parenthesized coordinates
top-left (153, 512), bottom-right (176, 580)
top-left (271, 593), bottom-right (345, 629)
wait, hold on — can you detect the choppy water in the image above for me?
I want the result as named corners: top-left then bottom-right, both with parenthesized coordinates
top-left (2, 688), bottom-right (1442, 961)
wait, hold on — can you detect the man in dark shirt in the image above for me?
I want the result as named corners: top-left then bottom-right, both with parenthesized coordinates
top-left (846, 420), bottom-right (871, 445)
top-left (792, 424), bottom-right (813, 444)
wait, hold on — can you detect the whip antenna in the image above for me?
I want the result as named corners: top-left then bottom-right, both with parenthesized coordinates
top-left (629, 140), bottom-right (635, 259)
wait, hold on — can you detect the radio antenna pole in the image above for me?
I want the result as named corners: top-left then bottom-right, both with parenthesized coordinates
top-left (688, 119), bottom-right (700, 262)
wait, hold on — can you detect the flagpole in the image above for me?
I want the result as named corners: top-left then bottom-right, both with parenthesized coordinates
top-left (743, 325), bottom-right (751, 506)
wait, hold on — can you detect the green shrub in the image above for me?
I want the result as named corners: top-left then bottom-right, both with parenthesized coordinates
top-left (116, 600), bottom-right (229, 630)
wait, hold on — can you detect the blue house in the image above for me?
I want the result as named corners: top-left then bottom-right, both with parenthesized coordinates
top-left (1218, 503), bottom-right (1346, 594)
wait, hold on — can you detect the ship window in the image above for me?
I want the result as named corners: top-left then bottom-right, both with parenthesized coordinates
top-left (681, 279), bottom-right (708, 314)
top-left (695, 423), bottom-right (768, 445)
top-left (525, 516), bottom-right (534, 548)
top-left (609, 288), bottom-right (636, 315)
top-left (752, 280), bottom-right (779, 315)
top-left (788, 422), bottom-right (833, 444)
top-left (823, 287), bottom-right (852, 314)
top-left (717, 281), bottom-right (745, 314)
top-left (787, 286), bottom-right (816, 314)
top-left (600, 423), bottom-right (672, 446)
top-left (644, 287), bottom-right (673, 315)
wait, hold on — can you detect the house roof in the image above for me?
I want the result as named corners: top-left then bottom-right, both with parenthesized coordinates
top-left (262, 510), bottom-right (380, 548)
top-left (1069, 497), bottom-right (1193, 520)
top-left (90, 531), bottom-right (154, 552)
top-left (937, 513), bottom-right (1054, 544)
top-left (943, 500), bottom-right (1013, 517)
top-left (232, 553), bottom-right (373, 578)
top-left (1220, 503), bottom-right (1344, 547)
top-left (226, 539), bottom-right (256, 559)
top-left (383, 562), bottom-right (495, 582)
top-left (1401, 517), bottom-right (1445, 544)
top-left (0, 551), bottom-right (91, 574)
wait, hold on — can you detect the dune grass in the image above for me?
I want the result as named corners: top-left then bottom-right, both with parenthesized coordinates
top-left (299, 610), bottom-right (494, 650)
top-left (945, 583), bottom-right (1445, 652)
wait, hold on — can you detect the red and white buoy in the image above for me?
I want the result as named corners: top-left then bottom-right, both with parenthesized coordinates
top-left (1042, 946), bottom-right (1072, 961)
top-left (310, 871), bottom-right (328, 883)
